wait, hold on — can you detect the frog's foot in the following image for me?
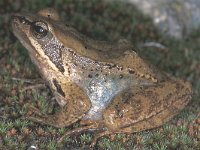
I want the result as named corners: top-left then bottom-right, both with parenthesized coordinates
top-left (21, 104), bottom-right (44, 121)
top-left (25, 104), bottom-right (45, 116)
top-left (58, 121), bottom-right (102, 143)
top-left (25, 112), bottom-right (58, 126)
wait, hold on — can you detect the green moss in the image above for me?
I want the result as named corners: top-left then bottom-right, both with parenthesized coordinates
top-left (80, 133), bottom-right (92, 144)
top-left (98, 137), bottom-right (125, 150)
top-left (47, 139), bottom-right (58, 150)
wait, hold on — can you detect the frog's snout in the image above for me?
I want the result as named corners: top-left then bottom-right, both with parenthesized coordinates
top-left (11, 13), bottom-right (33, 27)
top-left (11, 14), bottom-right (23, 28)
top-left (11, 15), bottom-right (18, 24)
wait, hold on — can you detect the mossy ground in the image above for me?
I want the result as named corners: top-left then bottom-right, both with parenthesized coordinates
top-left (0, 0), bottom-right (199, 149)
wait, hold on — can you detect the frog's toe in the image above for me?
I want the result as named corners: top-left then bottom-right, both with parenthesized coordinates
top-left (25, 114), bottom-right (62, 127)
top-left (27, 116), bottom-right (46, 123)
top-left (27, 105), bottom-right (45, 116)
top-left (58, 122), bottom-right (102, 143)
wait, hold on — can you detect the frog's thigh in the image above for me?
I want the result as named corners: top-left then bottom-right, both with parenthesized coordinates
top-left (111, 95), bottom-right (188, 134)
top-left (102, 80), bottom-right (191, 132)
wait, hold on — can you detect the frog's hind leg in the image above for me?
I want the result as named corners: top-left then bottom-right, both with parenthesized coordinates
top-left (113, 90), bottom-right (190, 133)
top-left (102, 79), bottom-right (192, 133)
top-left (90, 80), bottom-right (192, 146)
top-left (89, 89), bottom-right (190, 147)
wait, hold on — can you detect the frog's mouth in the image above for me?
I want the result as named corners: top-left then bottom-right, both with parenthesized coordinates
top-left (12, 14), bottom-right (40, 55)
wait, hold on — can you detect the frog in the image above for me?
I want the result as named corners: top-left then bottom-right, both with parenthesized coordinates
top-left (11, 8), bottom-right (192, 146)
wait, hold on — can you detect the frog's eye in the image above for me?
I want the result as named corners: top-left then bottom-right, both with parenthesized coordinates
top-left (31, 21), bottom-right (48, 39)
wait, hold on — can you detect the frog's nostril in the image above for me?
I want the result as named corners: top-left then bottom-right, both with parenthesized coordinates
top-left (11, 15), bottom-right (19, 23)
top-left (20, 17), bottom-right (26, 24)
top-left (11, 14), bottom-right (27, 25)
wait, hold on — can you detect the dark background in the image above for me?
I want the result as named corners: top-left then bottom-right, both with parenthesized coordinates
top-left (0, 0), bottom-right (199, 149)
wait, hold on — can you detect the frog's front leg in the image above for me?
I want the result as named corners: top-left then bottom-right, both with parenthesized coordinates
top-left (102, 79), bottom-right (192, 132)
top-left (27, 105), bottom-right (83, 128)
top-left (58, 120), bottom-right (104, 143)
top-left (27, 82), bottom-right (91, 128)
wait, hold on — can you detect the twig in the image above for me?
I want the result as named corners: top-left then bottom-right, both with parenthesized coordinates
top-left (12, 77), bottom-right (42, 84)
top-left (20, 84), bottom-right (46, 92)
top-left (140, 41), bottom-right (168, 51)
top-left (0, 115), bottom-right (9, 119)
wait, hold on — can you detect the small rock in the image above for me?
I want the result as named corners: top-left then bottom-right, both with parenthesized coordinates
top-left (109, 0), bottom-right (200, 39)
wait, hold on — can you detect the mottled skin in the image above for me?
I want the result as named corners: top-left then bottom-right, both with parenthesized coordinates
top-left (12, 8), bottom-right (192, 145)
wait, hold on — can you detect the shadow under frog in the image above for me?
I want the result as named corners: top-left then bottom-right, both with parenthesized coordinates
top-left (11, 8), bottom-right (192, 146)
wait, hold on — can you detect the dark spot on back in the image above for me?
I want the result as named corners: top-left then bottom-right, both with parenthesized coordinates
top-left (88, 74), bottom-right (92, 78)
top-left (117, 66), bottom-right (123, 71)
top-left (128, 69), bottom-right (135, 74)
top-left (105, 63), bottom-right (117, 69)
top-left (115, 104), bottom-right (123, 118)
top-left (53, 78), bottom-right (65, 97)
top-left (67, 68), bottom-right (71, 74)
top-left (58, 66), bottom-right (65, 73)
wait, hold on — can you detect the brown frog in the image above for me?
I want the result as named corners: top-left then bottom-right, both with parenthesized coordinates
top-left (11, 8), bottom-right (192, 145)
